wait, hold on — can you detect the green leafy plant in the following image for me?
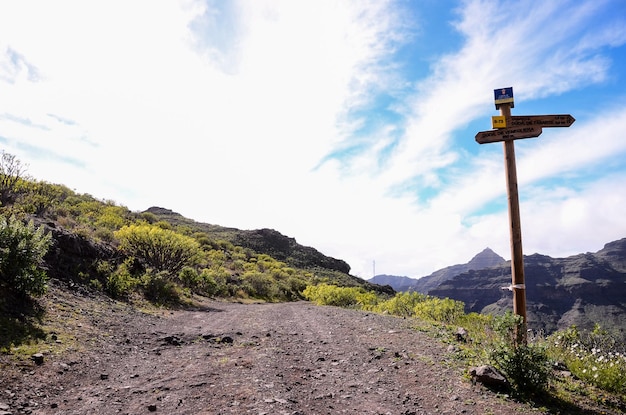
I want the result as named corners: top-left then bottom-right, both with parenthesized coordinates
top-left (373, 291), bottom-right (428, 317)
top-left (413, 297), bottom-right (465, 323)
top-left (0, 150), bottom-right (28, 205)
top-left (106, 260), bottom-right (139, 299)
top-left (115, 224), bottom-right (201, 275)
top-left (489, 312), bottom-right (551, 394)
top-left (141, 270), bottom-right (180, 304)
top-left (0, 215), bottom-right (51, 297)
top-left (303, 283), bottom-right (366, 307)
top-left (178, 266), bottom-right (201, 289)
top-left (549, 325), bottom-right (626, 393)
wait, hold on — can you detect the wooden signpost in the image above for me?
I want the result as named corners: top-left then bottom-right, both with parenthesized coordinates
top-left (475, 87), bottom-right (575, 344)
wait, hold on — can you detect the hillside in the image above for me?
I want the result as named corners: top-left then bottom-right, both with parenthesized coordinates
top-left (430, 238), bottom-right (626, 339)
top-left (142, 207), bottom-right (393, 296)
top-left (144, 207), bottom-right (352, 273)
top-left (11, 190), bottom-right (393, 302)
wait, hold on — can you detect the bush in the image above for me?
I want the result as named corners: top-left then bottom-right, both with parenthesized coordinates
top-left (489, 312), bottom-right (551, 394)
top-left (0, 215), bottom-right (51, 296)
top-left (242, 271), bottom-right (277, 299)
top-left (413, 297), bottom-right (465, 323)
top-left (549, 325), bottom-right (626, 393)
top-left (199, 268), bottom-right (229, 297)
top-left (141, 271), bottom-right (180, 304)
top-left (302, 283), bottom-right (364, 307)
top-left (106, 260), bottom-right (139, 299)
top-left (0, 151), bottom-right (28, 205)
top-left (115, 224), bottom-right (201, 274)
top-left (178, 266), bottom-right (201, 289)
top-left (373, 291), bottom-right (428, 317)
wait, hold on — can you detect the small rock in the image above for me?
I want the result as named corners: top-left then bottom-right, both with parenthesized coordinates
top-left (455, 327), bottom-right (468, 342)
top-left (162, 335), bottom-right (183, 346)
top-left (100, 374), bottom-right (109, 380)
top-left (470, 365), bottom-right (509, 389)
top-left (31, 353), bottom-right (44, 365)
top-left (147, 404), bottom-right (157, 412)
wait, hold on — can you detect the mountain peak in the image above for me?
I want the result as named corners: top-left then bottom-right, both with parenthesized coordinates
top-left (467, 248), bottom-right (506, 270)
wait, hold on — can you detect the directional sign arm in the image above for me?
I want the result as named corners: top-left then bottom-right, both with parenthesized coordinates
top-left (475, 126), bottom-right (543, 144)
top-left (509, 114), bottom-right (575, 128)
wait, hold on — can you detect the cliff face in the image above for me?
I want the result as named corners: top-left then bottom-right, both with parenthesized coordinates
top-left (429, 239), bottom-right (626, 339)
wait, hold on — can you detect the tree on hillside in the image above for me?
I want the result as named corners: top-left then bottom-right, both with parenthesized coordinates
top-left (114, 224), bottom-right (201, 275)
top-left (0, 151), bottom-right (28, 205)
top-left (0, 215), bottom-right (51, 296)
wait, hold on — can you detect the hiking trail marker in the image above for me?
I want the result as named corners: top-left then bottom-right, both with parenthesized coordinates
top-left (475, 87), bottom-right (575, 344)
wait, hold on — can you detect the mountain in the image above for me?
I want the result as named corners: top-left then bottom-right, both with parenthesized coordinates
top-left (369, 248), bottom-right (506, 293)
top-left (429, 238), bottom-right (626, 339)
top-left (411, 248), bottom-right (506, 293)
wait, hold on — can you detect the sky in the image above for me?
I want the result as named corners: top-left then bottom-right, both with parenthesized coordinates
top-left (1, 0), bottom-right (626, 280)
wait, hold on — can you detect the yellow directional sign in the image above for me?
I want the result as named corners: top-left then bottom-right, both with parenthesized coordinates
top-left (492, 116), bottom-right (506, 129)
top-left (509, 114), bottom-right (575, 128)
top-left (475, 126), bottom-right (542, 144)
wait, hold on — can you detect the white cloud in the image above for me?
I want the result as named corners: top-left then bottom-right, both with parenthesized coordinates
top-left (0, 0), bottom-right (624, 280)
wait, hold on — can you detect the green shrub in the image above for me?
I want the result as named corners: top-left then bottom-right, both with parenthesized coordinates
top-left (115, 224), bottom-right (201, 274)
top-left (373, 291), bottom-right (428, 317)
top-left (178, 266), bottom-right (201, 288)
top-left (199, 268), bottom-right (219, 296)
top-left (413, 297), bottom-right (465, 324)
top-left (200, 268), bottom-right (229, 297)
top-left (0, 215), bottom-right (51, 297)
top-left (548, 325), bottom-right (626, 393)
top-left (356, 291), bottom-right (380, 309)
top-left (489, 312), bottom-right (551, 394)
top-left (141, 271), bottom-right (180, 304)
top-left (0, 151), bottom-right (28, 205)
top-left (242, 271), bottom-right (278, 299)
top-left (106, 261), bottom-right (139, 299)
top-left (302, 283), bottom-right (364, 307)
top-left (95, 205), bottom-right (128, 230)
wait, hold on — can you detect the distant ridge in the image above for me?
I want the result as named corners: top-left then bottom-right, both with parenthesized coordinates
top-left (429, 238), bottom-right (626, 339)
top-left (369, 248), bottom-right (505, 293)
top-left (412, 248), bottom-right (506, 293)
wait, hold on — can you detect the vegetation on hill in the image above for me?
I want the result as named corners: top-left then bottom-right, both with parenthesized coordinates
top-left (0, 151), bottom-right (389, 305)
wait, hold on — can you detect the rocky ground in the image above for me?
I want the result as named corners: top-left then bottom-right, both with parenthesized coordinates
top-left (0, 282), bottom-right (618, 415)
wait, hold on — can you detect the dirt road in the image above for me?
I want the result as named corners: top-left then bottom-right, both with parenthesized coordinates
top-left (1, 290), bottom-right (543, 414)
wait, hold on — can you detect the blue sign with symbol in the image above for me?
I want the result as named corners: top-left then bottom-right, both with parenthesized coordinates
top-left (494, 87), bottom-right (514, 109)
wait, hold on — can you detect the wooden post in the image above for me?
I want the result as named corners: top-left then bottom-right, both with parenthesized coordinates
top-left (500, 103), bottom-right (527, 344)
top-left (476, 87), bottom-right (574, 346)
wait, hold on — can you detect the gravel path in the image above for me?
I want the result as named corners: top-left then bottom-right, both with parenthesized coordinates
top-left (1, 287), bottom-right (546, 415)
